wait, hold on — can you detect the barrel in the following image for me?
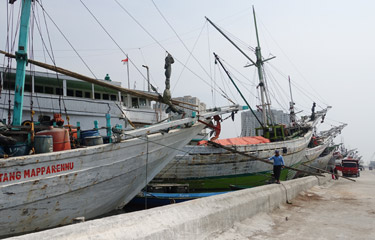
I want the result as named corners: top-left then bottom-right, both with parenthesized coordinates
top-left (80, 130), bottom-right (99, 145)
top-left (36, 128), bottom-right (71, 152)
top-left (6, 143), bottom-right (30, 157)
top-left (0, 146), bottom-right (6, 157)
top-left (34, 135), bottom-right (53, 154)
top-left (84, 136), bottom-right (103, 146)
top-left (80, 130), bottom-right (99, 139)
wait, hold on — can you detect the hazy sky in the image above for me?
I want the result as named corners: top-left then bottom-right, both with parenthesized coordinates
top-left (1, 1), bottom-right (374, 163)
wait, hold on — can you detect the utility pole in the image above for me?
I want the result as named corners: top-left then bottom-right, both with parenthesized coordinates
top-left (142, 65), bottom-right (150, 92)
top-left (126, 54), bottom-right (130, 89)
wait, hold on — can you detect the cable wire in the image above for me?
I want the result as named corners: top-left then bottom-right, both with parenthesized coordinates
top-left (35, 0), bottom-right (98, 79)
top-left (113, 0), bottom-right (236, 104)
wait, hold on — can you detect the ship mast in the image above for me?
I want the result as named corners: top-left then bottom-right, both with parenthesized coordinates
top-left (288, 76), bottom-right (296, 124)
top-left (206, 7), bottom-right (276, 128)
top-left (252, 6), bottom-right (273, 126)
top-left (11, 0), bottom-right (32, 126)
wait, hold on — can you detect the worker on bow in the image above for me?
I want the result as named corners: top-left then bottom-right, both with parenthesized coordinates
top-left (269, 150), bottom-right (285, 184)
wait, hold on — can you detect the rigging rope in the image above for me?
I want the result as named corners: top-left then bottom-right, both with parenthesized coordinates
top-left (114, 0), bottom-right (236, 104)
top-left (263, 66), bottom-right (290, 112)
top-left (2, 3), bottom-right (22, 124)
top-left (29, 2), bottom-right (36, 123)
top-left (217, 63), bottom-right (239, 104)
top-left (35, 0), bottom-right (98, 79)
top-left (218, 57), bottom-right (260, 105)
top-left (32, 3), bottom-right (67, 119)
top-left (257, 15), bottom-right (329, 107)
top-left (31, 4), bottom-right (56, 114)
top-left (172, 22), bottom-right (207, 93)
top-left (80, 0), bottom-right (159, 91)
top-left (267, 62), bottom-right (326, 110)
top-left (151, 0), bottom-right (223, 96)
top-left (206, 24), bottom-right (215, 105)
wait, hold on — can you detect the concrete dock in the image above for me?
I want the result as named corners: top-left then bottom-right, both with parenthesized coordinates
top-left (9, 171), bottom-right (374, 240)
top-left (207, 170), bottom-right (375, 240)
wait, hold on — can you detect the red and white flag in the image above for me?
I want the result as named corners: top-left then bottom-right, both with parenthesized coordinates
top-left (121, 58), bottom-right (128, 64)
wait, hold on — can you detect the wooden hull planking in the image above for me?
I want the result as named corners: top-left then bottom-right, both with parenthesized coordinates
top-left (0, 123), bottom-right (205, 237)
top-left (154, 130), bottom-right (313, 190)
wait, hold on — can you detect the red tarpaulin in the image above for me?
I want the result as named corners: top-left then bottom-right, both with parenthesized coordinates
top-left (198, 136), bottom-right (270, 146)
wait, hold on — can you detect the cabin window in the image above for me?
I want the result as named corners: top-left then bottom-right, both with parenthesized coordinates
top-left (56, 88), bottom-right (63, 95)
top-left (84, 92), bottom-right (91, 98)
top-left (76, 90), bottom-right (83, 98)
top-left (35, 85), bottom-right (44, 93)
top-left (94, 93), bottom-right (101, 99)
top-left (102, 94), bottom-right (109, 100)
top-left (139, 98), bottom-right (147, 107)
top-left (24, 84), bottom-right (32, 92)
top-left (110, 94), bottom-right (117, 101)
top-left (3, 81), bottom-right (15, 90)
top-left (342, 163), bottom-right (357, 168)
top-left (67, 89), bottom-right (74, 97)
top-left (45, 86), bottom-right (54, 94)
top-left (132, 98), bottom-right (139, 108)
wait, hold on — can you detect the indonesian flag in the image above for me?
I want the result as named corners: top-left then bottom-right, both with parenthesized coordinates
top-left (121, 58), bottom-right (128, 64)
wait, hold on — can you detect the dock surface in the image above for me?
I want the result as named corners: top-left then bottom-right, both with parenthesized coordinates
top-left (207, 170), bottom-right (375, 240)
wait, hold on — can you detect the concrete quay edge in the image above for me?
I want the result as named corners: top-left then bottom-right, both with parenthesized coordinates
top-left (10, 174), bottom-right (331, 240)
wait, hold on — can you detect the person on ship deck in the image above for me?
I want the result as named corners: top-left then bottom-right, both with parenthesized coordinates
top-left (268, 150), bottom-right (285, 184)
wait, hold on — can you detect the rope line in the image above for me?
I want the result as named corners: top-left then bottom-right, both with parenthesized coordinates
top-left (172, 22), bottom-right (207, 92)
top-left (257, 15), bottom-right (329, 106)
top-left (114, 0), bottom-right (237, 104)
top-left (35, 0), bottom-right (98, 79)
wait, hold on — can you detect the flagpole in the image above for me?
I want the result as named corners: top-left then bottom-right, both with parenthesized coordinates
top-left (126, 54), bottom-right (130, 89)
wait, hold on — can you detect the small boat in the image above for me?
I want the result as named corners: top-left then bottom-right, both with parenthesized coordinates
top-left (128, 190), bottom-right (230, 208)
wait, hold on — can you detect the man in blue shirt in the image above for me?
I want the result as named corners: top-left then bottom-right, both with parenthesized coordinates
top-left (268, 150), bottom-right (285, 184)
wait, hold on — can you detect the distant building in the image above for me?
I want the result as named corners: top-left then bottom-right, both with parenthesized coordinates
top-left (241, 109), bottom-right (290, 136)
top-left (154, 95), bottom-right (206, 117)
top-left (174, 95), bottom-right (206, 116)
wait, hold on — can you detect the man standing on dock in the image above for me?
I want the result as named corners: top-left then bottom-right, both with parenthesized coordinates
top-left (269, 150), bottom-right (285, 184)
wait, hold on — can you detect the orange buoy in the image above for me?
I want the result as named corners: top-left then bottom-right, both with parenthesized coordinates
top-left (36, 128), bottom-right (71, 152)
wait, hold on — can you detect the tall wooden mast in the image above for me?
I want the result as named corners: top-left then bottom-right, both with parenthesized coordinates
top-left (252, 6), bottom-right (272, 126)
top-left (206, 7), bottom-right (276, 128)
top-left (11, 0), bottom-right (32, 126)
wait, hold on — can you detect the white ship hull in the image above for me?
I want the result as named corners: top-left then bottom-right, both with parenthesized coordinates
top-left (0, 122), bottom-right (204, 237)
top-left (154, 129), bottom-right (312, 189)
top-left (310, 149), bottom-right (335, 171)
top-left (287, 136), bottom-right (332, 179)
